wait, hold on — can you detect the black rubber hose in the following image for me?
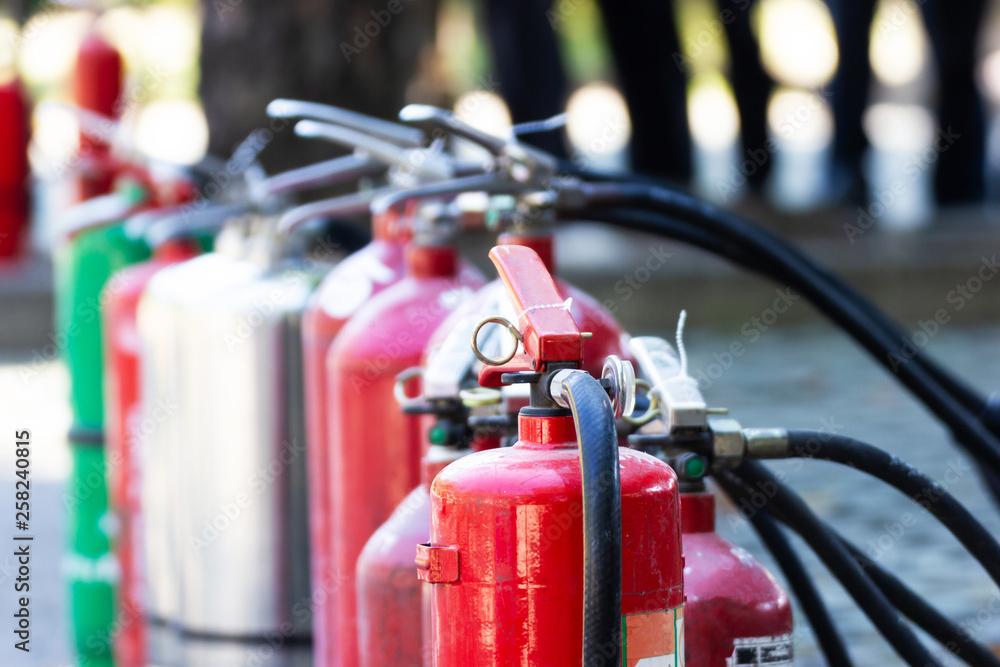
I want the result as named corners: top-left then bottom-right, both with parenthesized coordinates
top-left (718, 472), bottom-right (1000, 667)
top-left (733, 461), bottom-right (943, 666)
top-left (845, 544), bottom-right (1000, 667)
top-left (565, 201), bottom-right (1000, 472)
top-left (559, 167), bottom-right (988, 414)
top-left (573, 206), bottom-right (969, 401)
top-left (578, 185), bottom-right (1000, 467)
top-left (577, 207), bottom-right (1000, 507)
top-left (783, 430), bottom-right (1000, 587)
top-left (561, 371), bottom-right (622, 667)
top-left (713, 475), bottom-right (854, 666)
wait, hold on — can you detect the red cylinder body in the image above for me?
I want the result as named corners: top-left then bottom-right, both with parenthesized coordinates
top-left (681, 492), bottom-right (794, 666)
top-left (302, 213), bottom-right (409, 667)
top-left (355, 447), bottom-right (471, 667)
top-left (103, 240), bottom-right (199, 667)
top-left (423, 413), bottom-right (685, 666)
top-left (0, 78), bottom-right (31, 258)
top-left (353, 232), bottom-right (634, 666)
top-left (74, 31), bottom-right (124, 199)
top-left (325, 243), bottom-right (484, 667)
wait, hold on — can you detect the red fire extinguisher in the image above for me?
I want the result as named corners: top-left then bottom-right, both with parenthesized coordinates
top-left (354, 224), bottom-right (635, 667)
top-left (323, 209), bottom-right (485, 667)
top-left (301, 206), bottom-right (410, 667)
top-left (626, 336), bottom-right (793, 666)
top-left (356, 294), bottom-right (511, 667)
top-left (0, 76), bottom-right (30, 259)
top-left (73, 28), bottom-right (124, 200)
top-left (103, 230), bottom-right (201, 667)
top-left (419, 245), bottom-right (685, 666)
top-left (681, 479), bottom-right (794, 666)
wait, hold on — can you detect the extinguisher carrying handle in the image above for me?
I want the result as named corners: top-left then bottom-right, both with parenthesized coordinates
top-left (267, 98), bottom-right (427, 148)
top-left (487, 245), bottom-right (583, 371)
top-left (294, 120), bottom-right (457, 181)
top-left (254, 153), bottom-right (388, 203)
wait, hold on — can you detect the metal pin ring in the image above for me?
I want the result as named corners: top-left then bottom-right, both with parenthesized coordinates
top-left (623, 379), bottom-right (660, 426)
top-left (459, 387), bottom-right (503, 407)
top-left (471, 316), bottom-right (523, 366)
top-left (394, 367), bottom-right (425, 408)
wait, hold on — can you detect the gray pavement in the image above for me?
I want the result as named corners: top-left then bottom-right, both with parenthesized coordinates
top-left (3, 322), bottom-right (1000, 665)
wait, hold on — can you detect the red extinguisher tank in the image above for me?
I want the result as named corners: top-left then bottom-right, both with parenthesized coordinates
top-left (74, 29), bottom-right (124, 199)
top-left (325, 237), bottom-right (484, 667)
top-left (302, 210), bottom-right (409, 667)
top-left (426, 416), bottom-right (685, 665)
top-left (626, 335), bottom-right (794, 666)
top-left (681, 490), bottom-right (794, 666)
top-left (355, 294), bottom-right (511, 667)
top-left (0, 76), bottom-right (30, 259)
top-left (420, 245), bottom-right (685, 666)
top-left (356, 445), bottom-right (471, 667)
top-left (354, 230), bottom-right (634, 666)
top-left (103, 238), bottom-right (200, 667)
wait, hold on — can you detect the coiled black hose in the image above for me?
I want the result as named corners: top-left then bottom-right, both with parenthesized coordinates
top-left (783, 430), bottom-right (1000, 587)
top-left (561, 371), bottom-right (623, 666)
top-left (713, 474), bottom-right (854, 666)
top-left (557, 169), bottom-right (985, 415)
top-left (571, 190), bottom-right (1000, 471)
top-left (732, 461), bottom-right (942, 666)
top-left (718, 472), bottom-right (1000, 667)
top-left (563, 204), bottom-right (1000, 505)
top-left (845, 544), bottom-right (1000, 667)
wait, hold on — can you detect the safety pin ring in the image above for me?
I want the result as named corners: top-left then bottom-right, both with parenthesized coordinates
top-left (471, 316), bottom-right (523, 366)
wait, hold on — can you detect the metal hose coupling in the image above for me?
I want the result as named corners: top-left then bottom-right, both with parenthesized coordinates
top-left (547, 356), bottom-right (636, 420)
top-left (741, 428), bottom-right (790, 459)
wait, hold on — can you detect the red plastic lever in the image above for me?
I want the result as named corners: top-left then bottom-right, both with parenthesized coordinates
top-left (489, 245), bottom-right (582, 370)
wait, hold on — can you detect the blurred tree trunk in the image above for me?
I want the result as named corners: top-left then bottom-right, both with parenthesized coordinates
top-left (198, 0), bottom-right (439, 172)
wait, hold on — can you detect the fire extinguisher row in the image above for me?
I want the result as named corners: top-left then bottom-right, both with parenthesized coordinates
top-left (51, 40), bottom-right (1000, 667)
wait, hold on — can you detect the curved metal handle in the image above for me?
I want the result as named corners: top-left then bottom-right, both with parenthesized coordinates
top-left (276, 188), bottom-right (388, 234)
top-left (371, 172), bottom-right (522, 215)
top-left (268, 98), bottom-right (425, 147)
top-left (294, 120), bottom-right (455, 181)
top-left (399, 104), bottom-right (508, 155)
top-left (254, 153), bottom-right (387, 200)
top-left (142, 203), bottom-right (249, 248)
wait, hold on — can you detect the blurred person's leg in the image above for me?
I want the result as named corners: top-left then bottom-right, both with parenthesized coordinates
top-left (827, 0), bottom-right (879, 202)
top-left (920, 0), bottom-right (987, 204)
top-left (483, 0), bottom-right (569, 157)
top-left (595, 0), bottom-right (692, 182)
top-left (722, 0), bottom-right (773, 192)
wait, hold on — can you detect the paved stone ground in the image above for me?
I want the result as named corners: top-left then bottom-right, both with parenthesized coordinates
top-left (3, 321), bottom-right (1000, 665)
top-left (689, 324), bottom-right (1000, 666)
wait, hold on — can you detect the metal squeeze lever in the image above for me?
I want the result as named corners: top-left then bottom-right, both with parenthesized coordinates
top-left (276, 189), bottom-right (389, 234)
top-left (140, 203), bottom-right (250, 248)
top-left (399, 104), bottom-right (508, 155)
top-left (294, 120), bottom-right (455, 181)
top-left (267, 98), bottom-right (426, 148)
top-left (398, 105), bottom-right (559, 182)
top-left (253, 153), bottom-right (387, 201)
top-left (483, 244), bottom-right (582, 372)
top-left (475, 245), bottom-right (634, 418)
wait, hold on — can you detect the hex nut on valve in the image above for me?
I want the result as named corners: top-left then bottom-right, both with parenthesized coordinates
top-left (709, 418), bottom-right (744, 469)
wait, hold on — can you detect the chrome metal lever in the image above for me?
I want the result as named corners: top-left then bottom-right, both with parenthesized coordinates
top-left (267, 98), bottom-right (425, 148)
top-left (294, 120), bottom-right (457, 182)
